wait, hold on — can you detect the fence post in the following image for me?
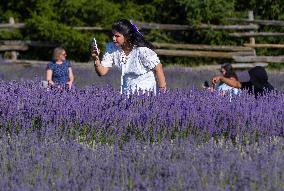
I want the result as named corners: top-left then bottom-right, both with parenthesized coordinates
top-left (248, 11), bottom-right (256, 56)
top-left (9, 17), bottom-right (18, 60)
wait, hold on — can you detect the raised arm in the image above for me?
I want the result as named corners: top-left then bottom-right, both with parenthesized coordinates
top-left (212, 75), bottom-right (241, 88)
top-left (92, 49), bottom-right (110, 76)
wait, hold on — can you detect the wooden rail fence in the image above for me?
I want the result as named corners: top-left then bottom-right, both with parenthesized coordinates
top-left (0, 11), bottom-right (284, 68)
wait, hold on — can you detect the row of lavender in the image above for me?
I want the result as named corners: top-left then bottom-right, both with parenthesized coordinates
top-left (1, 60), bottom-right (284, 90)
top-left (0, 80), bottom-right (283, 141)
top-left (0, 132), bottom-right (283, 191)
top-left (0, 80), bottom-right (283, 190)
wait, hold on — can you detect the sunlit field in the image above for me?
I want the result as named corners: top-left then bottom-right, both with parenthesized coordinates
top-left (1, 59), bottom-right (284, 90)
top-left (0, 60), bottom-right (283, 190)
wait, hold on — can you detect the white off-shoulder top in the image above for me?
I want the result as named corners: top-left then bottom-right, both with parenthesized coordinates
top-left (101, 42), bottom-right (160, 93)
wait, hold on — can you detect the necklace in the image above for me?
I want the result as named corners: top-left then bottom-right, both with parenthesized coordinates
top-left (121, 51), bottom-right (129, 64)
top-left (121, 45), bottom-right (133, 64)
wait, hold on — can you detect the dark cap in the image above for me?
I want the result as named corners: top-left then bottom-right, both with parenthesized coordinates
top-left (248, 66), bottom-right (268, 84)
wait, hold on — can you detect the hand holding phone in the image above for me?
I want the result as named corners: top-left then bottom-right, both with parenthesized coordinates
top-left (92, 37), bottom-right (98, 52)
top-left (91, 37), bottom-right (100, 60)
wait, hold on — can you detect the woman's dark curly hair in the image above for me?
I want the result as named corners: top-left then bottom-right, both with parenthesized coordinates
top-left (112, 19), bottom-right (154, 50)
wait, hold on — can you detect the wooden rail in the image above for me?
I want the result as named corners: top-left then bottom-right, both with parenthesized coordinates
top-left (0, 40), bottom-right (57, 47)
top-left (233, 56), bottom-right (284, 63)
top-left (0, 21), bottom-right (259, 31)
top-left (156, 49), bottom-right (255, 58)
top-left (152, 43), bottom-right (253, 51)
top-left (1, 11), bottom-right (283, 68)
top-left (198, 24), bottom-right (259, 30)
top-left (134, 21), bottom-right (259, 31)
top-left (243, 43), bottom-right (284, 48)
top-left (229, 32), bottom-right (284, 37)
top-left (0, 45), bottom-right (28, 51)
top-left (0, 23), bottom-right (108, 31)
top-left (1, 40), bottom-right (256, 51)
top-left (0, 23), bottom-right (26, 29)
top-left (226, 18), bottom-right (284, 27)
top-left (4, 59), bottom-right (89, 65)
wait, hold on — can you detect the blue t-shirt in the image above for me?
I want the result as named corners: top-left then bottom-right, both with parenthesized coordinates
top-left (46, 60), bottom-right (71, 85)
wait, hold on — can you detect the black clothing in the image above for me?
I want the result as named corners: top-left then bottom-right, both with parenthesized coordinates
top-left (241, 66), bottom-right (274, 97)
top-left (241, 81), bottom-right (274, 96)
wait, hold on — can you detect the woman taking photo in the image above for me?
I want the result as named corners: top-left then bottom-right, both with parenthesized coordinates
top-left (91, 19), bottom-right (166, 94)
top-left (214, 63), bottom-right (240, 96)
top-left (212, 66), bottom-right (274, 98)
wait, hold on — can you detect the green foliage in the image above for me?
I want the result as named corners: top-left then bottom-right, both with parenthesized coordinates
top-left (0, 0), bottom-right (283, 63)
top-left (0, 0), bottom-right (124, 61)
top-left (235, 0), bottom-right (284, 57)
top-left (235, 0), bottom-right (284, 20)
top-left (56, 0), bottom-right (123, 26)
top-left (150, 0), bottom-right (188, 24)
top-left (0, 30), bottom-right (23, 40)
top-left (117, 1), bottom-right (154, 21)
top-left (0, 0), bottom-right (35, 21)
top-left (176, 0), bottom-right (235, 24)
top-left (25, 15), bottom-right (93, 61)
top-left (267, 63), bottom-right (284, 70)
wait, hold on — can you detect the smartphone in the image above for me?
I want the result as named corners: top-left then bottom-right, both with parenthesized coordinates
top-left (92, 37), bottom-right (98, 52)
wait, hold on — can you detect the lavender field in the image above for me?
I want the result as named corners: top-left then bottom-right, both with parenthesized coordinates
top-left (1, 59), bottom-right (284, 90)
top-left (0, 60), bottom-right (283, 190)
